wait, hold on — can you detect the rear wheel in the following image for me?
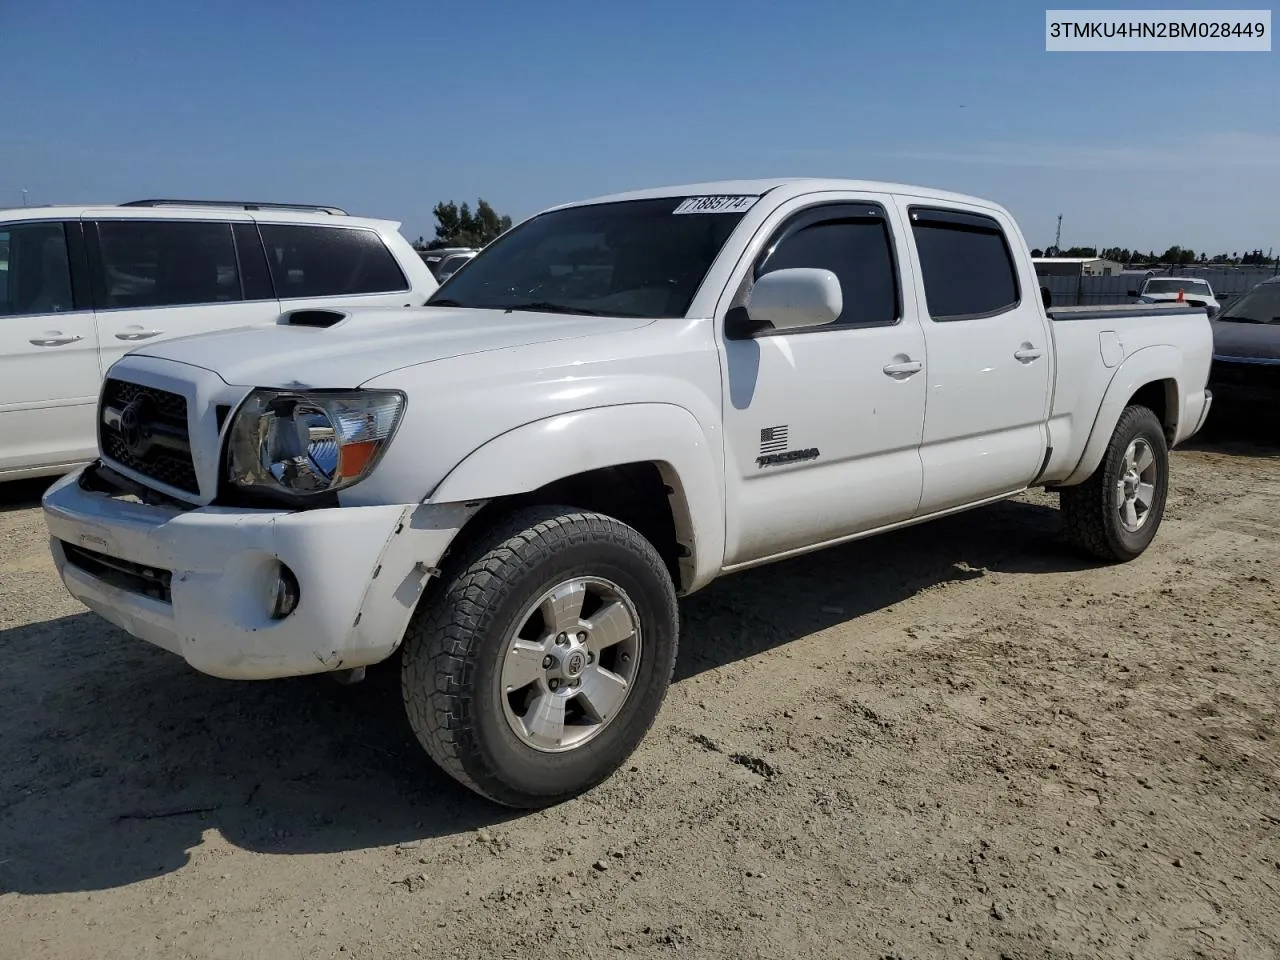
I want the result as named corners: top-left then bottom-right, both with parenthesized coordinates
top-left (400, 506), bottom-right (679, 808)
top-left (1060, 404), bottom-right (1169, 561)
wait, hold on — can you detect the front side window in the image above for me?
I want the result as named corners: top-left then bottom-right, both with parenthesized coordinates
top-left (909, 207), bottom-right (1020, 321)
top-left (95, 220), bottom-right (242, 309)
top-left (753, 205), bottom-right (900, 328)
top-left (0, 222), bottom-right (75, 317)
top-left (426, 196), bottom-right (751, 318)
top-left (258, 224), bottom-right (409, 299)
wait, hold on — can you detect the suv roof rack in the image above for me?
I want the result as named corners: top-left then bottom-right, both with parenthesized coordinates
top-left (121, 198), bottom-right (348, 215)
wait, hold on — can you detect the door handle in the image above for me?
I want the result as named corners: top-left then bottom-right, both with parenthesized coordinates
top-left (1014, 345), bottom-right (1044, 363)
top-left (29, 335), bottom-right (84, 347)
top-left (882, 359), bottom-right (923, 378)
top-left (115, 329), bottom-right (165, 341)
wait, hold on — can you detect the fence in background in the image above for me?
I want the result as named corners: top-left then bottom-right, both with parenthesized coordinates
top-left (1040, 266), bottom-right (1278, 307)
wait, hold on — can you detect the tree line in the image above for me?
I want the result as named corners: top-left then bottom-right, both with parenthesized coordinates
top-left (413, 198), bottom-right (513, 250)
top-left (1032, 245), bottom-right (1275, 266)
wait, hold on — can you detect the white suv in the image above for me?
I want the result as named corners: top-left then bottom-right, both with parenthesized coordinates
top-left (0, 199), bottom-right (436, 482)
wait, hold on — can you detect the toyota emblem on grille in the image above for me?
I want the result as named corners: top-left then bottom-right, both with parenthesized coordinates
top-left (118, 397), bottom-right (153, 457)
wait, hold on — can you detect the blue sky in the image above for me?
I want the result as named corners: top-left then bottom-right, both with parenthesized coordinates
top-left (2, 0), bottom-right (1277, 253)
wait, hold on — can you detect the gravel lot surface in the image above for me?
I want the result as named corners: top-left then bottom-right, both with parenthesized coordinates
top-left (2, 408), bottom-right (1277, 960)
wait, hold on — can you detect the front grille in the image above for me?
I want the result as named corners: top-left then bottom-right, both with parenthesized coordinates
top-left (99, 378), bottom-right (199, 495)
top-left (60, 541), bottom-right (173, 603)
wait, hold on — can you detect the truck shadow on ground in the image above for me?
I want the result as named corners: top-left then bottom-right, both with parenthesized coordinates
top-left (0, 494), bottom-right (1090, 896)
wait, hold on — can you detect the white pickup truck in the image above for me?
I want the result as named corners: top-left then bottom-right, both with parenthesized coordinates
top-left (42, 178), bottom-right (1214, 808)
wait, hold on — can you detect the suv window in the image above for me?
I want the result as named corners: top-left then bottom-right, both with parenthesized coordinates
top-left (909, 207), bottom-right (1020, 321)
top-left (258, 224), bottom-right (408, 299)
top-left (95, 220), bottom-right (242, 309)
top-left (0, 222), bottom-right (75, 316)
top-left (753, 204), bottom-right (900, 328)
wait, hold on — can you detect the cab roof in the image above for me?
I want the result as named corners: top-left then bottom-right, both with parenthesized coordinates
top-left (550, 177), bottom-right (1007, 213)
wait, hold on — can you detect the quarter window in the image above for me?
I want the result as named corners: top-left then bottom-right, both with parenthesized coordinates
top-left (753, 206), bottom-right (900, 329)
top-left (258, 224), bottom-right (408, 299)
top-left (0, 222), bottom-right (75, 316)
top-left (95, 220), bottom-right (243, 309)
top-left (909, 207), bottom-right (1020, 320)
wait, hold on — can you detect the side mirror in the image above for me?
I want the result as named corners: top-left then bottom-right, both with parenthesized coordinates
top-left (1040, 285), bottom-right (1052, 309)
top-left (1127, 289), bottom-right (1138, 298)
top-left (746, 268), bottom-right (842, 331)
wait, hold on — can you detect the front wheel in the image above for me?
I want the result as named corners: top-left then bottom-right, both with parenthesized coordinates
top-left (400, 506), bottom-right (679, 808)
top-left (1059, 404), bottom-right (1170, 561)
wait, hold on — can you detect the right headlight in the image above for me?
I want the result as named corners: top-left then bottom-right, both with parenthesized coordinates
top-left (226, 388), bottom-right (406, 500)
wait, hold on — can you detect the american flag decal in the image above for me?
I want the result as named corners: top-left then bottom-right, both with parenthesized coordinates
top-left (759, 425), bottom-right (789, 454)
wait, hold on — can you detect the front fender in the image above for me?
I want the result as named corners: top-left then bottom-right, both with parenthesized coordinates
top-left (428, 403), bottom-right (725, 594)
top-left (1060, 344), bottom-right (1183, 486)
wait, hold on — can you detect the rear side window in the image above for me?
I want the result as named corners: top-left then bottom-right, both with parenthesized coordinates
top-left (94, 220), bottom-right (243, 309)
top-left (754, 204), bottom-right (900, 328)
top-left (258, 224), bottom-right (408, 299)
top-left (0, 222), bottom-right (75, 316)
top-left (909, 207), bottom-right (1020, 321)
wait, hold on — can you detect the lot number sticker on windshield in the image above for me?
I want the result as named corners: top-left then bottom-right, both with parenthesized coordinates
top-left (673, 195), bottom-right (759, 214)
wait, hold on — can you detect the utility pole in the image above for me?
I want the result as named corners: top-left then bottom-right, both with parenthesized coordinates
top-left (1054, 214), bottom-right (1062, 253)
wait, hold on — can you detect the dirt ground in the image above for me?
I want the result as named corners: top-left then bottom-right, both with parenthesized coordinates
top-left (1, 407), bottom-right (1277, 960)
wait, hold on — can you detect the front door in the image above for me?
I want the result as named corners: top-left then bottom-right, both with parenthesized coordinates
top-left (717, 197), bottom-right (928, 566)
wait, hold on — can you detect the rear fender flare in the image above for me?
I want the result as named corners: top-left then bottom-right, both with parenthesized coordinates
top-left (1061, 345), bottom-right (1182, 486)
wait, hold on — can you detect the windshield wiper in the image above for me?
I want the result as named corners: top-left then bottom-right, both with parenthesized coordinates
top-left (425, 297), bottom-right (466, 307)
top-left (502, 301), bottom-right (603, 316)
top-left (1217, 314), bottom-right (1265, 323)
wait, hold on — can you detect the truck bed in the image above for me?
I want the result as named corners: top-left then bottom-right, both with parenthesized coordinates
top-left (1037, 302), bottom-right (1213, 487)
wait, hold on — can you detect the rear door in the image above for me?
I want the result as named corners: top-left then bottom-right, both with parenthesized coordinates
top-left (86, 213), bottom-right (281, 373)
top-left (897, 201), bottom-right (1053, 514)
top-left (0, 218), bottom-right (102, 475)
top-left (255, 222), bottom-right (417, 310)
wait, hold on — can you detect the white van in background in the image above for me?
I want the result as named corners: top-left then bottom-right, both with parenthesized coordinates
top-left (0, 199), bottom-right (437, 482)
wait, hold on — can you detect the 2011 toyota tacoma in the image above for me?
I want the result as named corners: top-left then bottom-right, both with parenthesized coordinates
top-left (41, 178), bottom-right (1215, 808)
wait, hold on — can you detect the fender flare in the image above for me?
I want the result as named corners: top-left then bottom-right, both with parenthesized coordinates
top-left (1060, 344), bottom-right (1182, 487)
top-left (427, 403), bottom-right (725, 594)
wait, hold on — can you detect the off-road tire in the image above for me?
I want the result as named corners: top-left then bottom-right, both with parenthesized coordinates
top-left (1060, 404), bottom-right (1169, 562)
top-left (400, 506), bottom-right (679, 808)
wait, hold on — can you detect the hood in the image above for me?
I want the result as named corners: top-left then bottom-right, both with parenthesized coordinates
top-left (1211, 318), bottom-right (1280, 362)
top-left (127, 306), bottom-right (654, 388)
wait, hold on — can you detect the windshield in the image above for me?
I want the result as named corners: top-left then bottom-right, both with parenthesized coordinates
top-left (425, 196), bottom-right (752, 317)
top-left (1144, 278), bottom-right (1211, 295)
top-left (1218, 282), bottom-right (1280, 324)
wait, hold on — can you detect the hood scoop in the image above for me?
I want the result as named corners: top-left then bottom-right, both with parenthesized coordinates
top-left (280, 308), bottom-right (349, 328)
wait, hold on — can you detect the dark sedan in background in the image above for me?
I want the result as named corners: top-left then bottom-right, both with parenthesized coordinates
top-left (1208, 277), bottom-right (1280, 424)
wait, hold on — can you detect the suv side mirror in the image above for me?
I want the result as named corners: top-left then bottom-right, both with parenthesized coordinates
top-left (1127, 289), bottom-right (1138, 298)
top-left (746, 268), bottom-right (842, 331)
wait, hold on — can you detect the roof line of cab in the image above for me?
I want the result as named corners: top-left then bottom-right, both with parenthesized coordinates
top-left (545, 177), bottom-right (1009, 214)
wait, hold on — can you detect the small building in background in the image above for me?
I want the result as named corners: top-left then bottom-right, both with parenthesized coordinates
top-left (1032, 257), bottom-right (1125, 277)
